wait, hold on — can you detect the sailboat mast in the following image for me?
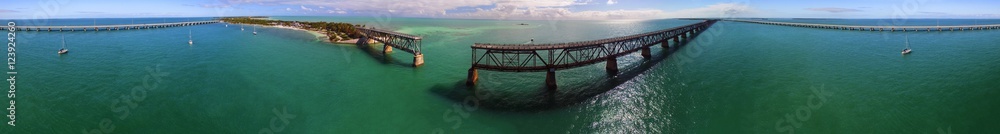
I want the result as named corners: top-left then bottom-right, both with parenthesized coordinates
top-left (905, 34), bottom-right (910, 49)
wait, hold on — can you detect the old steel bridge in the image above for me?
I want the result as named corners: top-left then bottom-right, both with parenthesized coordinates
top-left (466, 20), bottom-right (719, 89)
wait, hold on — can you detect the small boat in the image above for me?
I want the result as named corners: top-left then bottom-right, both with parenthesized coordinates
top-left (518, 23), bottom-right (529, 25)
top-left (58, 35), bottom-right (68, 54)
top-left (252, 26), bottom-right (257, 35)
top-left (241, 25), bottom-right (244, 31)
top-left (901, 34), bottom-right (912, 55)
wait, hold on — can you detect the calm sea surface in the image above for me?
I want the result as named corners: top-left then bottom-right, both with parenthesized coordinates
top-left (2, 17), bottom-right (999, 133)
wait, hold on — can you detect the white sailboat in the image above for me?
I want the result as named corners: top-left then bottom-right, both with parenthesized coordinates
top-left (252, 26), bottom-right (257, 35)
top-left (241, 25), bottom-right (245, 31)
top-left (188, 29), bottom-right (193, 45)
top-left (901, 34), bottom-right (912, 55)
top-left (58, 35), bottom-right (68, 54)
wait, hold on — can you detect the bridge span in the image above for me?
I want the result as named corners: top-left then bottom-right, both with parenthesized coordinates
top-left (466, 20), bottom-right (719, 89)
top-left (727, 19), bottom-right (1000, 32)
top-left (355, 26), bottom-right (425, 67)
top-left (3, 21), bottom-right (218, 32)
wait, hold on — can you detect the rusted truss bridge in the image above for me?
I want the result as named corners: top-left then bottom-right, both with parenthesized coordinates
top-left (355, 26), bottom-right (425, 67)
top-left (466, 20), bottom-right (719, 89)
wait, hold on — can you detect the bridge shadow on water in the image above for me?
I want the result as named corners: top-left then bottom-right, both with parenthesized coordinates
top-left (428, 36), bottom-right (703, 112)
top-left (354, 43), bottom-right (416, 68)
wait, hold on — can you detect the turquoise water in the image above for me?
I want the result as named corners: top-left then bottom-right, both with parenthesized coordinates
top-left (763, 18), bottom-right (1000, 26)
top-left (2, 17), bottom-right (999, 133)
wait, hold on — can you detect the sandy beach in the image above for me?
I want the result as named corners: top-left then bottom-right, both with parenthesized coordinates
top-left (223, 21), bottom-right (380, 45)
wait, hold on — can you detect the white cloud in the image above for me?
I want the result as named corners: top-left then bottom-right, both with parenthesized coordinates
top-left (660, 3), bottom-right (756, 18)
top-left (327, 10), bottom-right (347, 14)
top-left (806, 7), bottom-right (862, 13)
top-left (228, 0), bottom-right (494, 16)
top-left (300, 5), bottom-right (313, 11)
top-left (224, 0), bottom-right (752, 20)
top-left (285, 7), bottom-right (291, 11)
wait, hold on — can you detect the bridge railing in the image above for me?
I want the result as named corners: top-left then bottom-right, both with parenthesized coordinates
top-left (470, 20), bottom-right (717, 72)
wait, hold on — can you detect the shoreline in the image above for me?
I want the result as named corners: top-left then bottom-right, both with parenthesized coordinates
top-left (230, 23), bottom-right (343, 43)
top-left (221, 19), bottom-right (377, 45)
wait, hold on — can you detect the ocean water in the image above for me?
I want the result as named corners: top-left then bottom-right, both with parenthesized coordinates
top-left (2, 17), bottom-right (999, 133)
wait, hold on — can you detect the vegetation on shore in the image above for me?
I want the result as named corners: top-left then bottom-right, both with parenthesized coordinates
top-left (218, 17), bottom-right (365, 41)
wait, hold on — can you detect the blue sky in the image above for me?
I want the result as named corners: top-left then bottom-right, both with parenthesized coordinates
top-left (1, 0), bottom-right (998, 20)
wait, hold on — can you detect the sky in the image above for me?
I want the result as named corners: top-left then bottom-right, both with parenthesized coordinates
top-left (1, 0), bottom-right (999, 20)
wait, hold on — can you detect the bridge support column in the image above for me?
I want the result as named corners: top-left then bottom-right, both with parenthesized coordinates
top-left (660, 40), bottom-right (669, 48)
top-left (413, 54), bottom-right (424, 67)
top-left (606, 57), bottom-right (618, 74)
top-left (545, 69), bottom-right (557, 90)
top-left (673, 37), bottom-right (680, 43)
top-left (466, 68), bottom-right (478, 86)
top-left (681, 33), bottom-right (688, 39)
top-left (641, 46), bottom-right (651, 58)
top-left (383, 45), bottom-right (393, 54)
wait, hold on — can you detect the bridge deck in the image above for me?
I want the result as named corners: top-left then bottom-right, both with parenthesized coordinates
top-left (356, 27), bottom-right (421, 40)
top-left (473, 26), bottom-right (691, 51)
top-left (5, 21), bottom-right (219, 31)
top-left (727, 19), bottom-right (1000, 31)
top-left (471, 20), bottom-right (718, 72)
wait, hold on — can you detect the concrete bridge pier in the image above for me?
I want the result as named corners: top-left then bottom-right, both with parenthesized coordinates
top-left (660, 39), bottom-right (669, 48)
top-left (606, 57), bottom-right (619, 75)
top-left (681, 32), bottom-right (688, 39)
top-left (641, 46), bottom-right (651, 58)
top-left (545, 69), bottom-right (557, 90)
top-left (673, 36), bottom-right (680, 43)
top-left (413, 54), bottom-right (424, 67)
top-left (466, 68), bottom-right (478, 86)
top-left (383, 45), bottom-right (393, 54)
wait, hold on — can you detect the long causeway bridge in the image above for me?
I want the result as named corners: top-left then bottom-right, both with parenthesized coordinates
top-left (466, 20), bottom-right (719, 89)
top-left (2, 21), bottom-right (218, 32)
top-left (355, 26), bottom-right (425, 67)
top-left (727, 19), bottom-right (1000, 32)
